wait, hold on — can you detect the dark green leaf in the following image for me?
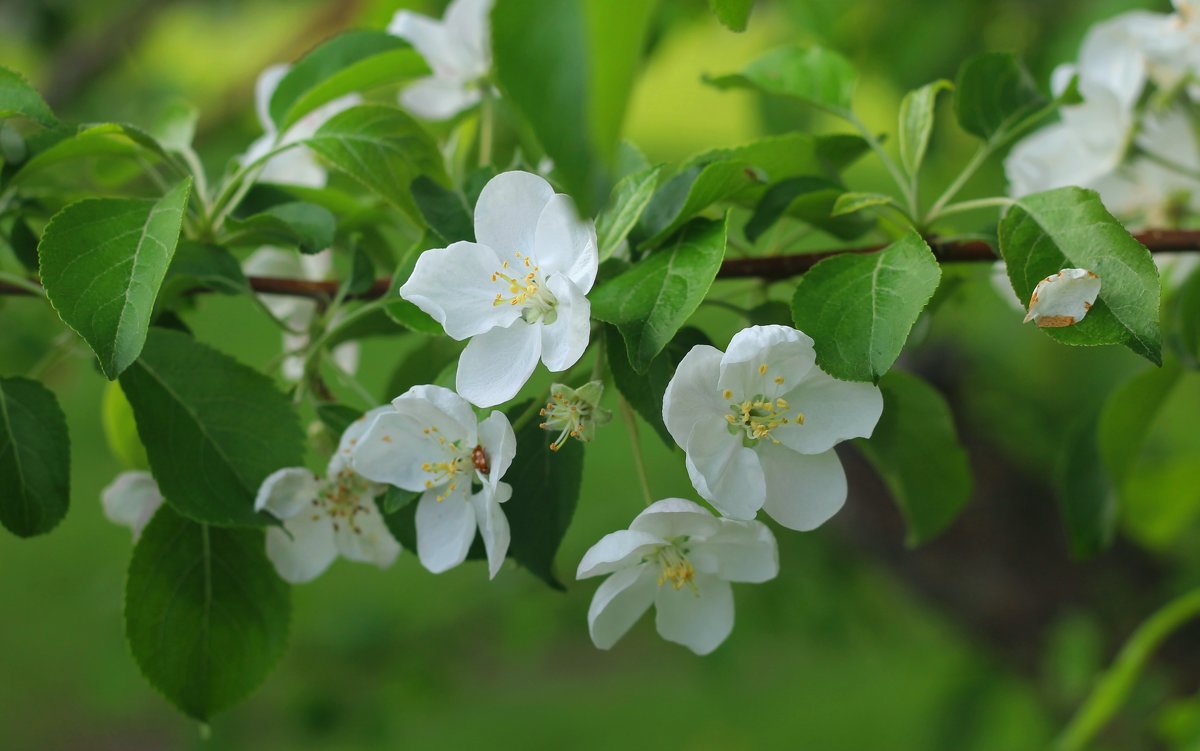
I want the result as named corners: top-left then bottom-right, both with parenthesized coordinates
top-left (0, 377), bottom-right (69, 537)
top-left (606, 325), bottom-right (711, 447)
top-left (954, 53), bottom-right (1044, 142)
top-left (0, 66), bottom-right (56, 127)
top-left (385, 337), bottom-right (463, 399)
top-left (8, 218), bottom-right (39, 271)
top-left (597, 165), bottom-right (660, 260)
top-left (707, 0), bottom-right (755, 31)
top-left (161, 242), bottom-right (249, 299)
top-left (591, 217), bottom-right (727, 372)
top-left (1166, 264), bottom-right (1200, 369)
top-left (791, 230), bottom-right (941, 382)
top-left (119, 328), bottom-right (306, 527)
top-left (743, 176), bottom-right (872, 243)
top-left (11, 123), bottom-right (169, 185)
top-left (1055, 412), bottom-right (1117, 559)
top-left (410, 176), bottom-right (474, 245)
top-left (125, 506), bottom-right (290, 721)
top-left (854, 371), bottom-right (970, 546)
top-left (225, 202), bottom-right (336, 254)
top-left (315, 403), bottom-right (362, 436)
top-left (704, 45), bottom-right (856, 115)
top-left (998, 187), bottom-right (1162, 364)
top-left (39, 179), bottom-right (192, 379)
top-left (898, 80), bottom-right (951, 176)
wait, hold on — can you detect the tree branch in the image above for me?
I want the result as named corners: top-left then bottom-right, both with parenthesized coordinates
top-left (1, 230), bottom-right (1197, 300)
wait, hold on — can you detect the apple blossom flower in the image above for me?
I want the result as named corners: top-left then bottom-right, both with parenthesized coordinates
top-left (1023, 268), bottom-right (1102, 328)
top-left (399, 171), bottom-right (598, 407)
top-left (539, 380), bottom-right (611, 451)
top-left (576, 498), bottom-right (778, 655)
top-left (389, 0), bottom-right (494, 120)
top-left (242, 64), bottom-right (361, 187)
top-left (351, 385), bottom-right (517, 578)
top-left (243, 247), bottom-right (360, 382)
top-left (662, 325), bottom-right (883, 530)
top-left (256, 407), bottom-right (401, 584)
top-left (101, 471), bottom-right (164, 540)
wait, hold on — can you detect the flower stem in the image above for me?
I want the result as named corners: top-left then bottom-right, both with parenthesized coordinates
top-left (0, 271), bottom-right (45, 297)
top-left (925, 143), bottom-right (993, 223)
top-left (617, 394), bottom-right (653, 506)
top-left (847, 113), bottom-right (916, 217)
top-left (1055, 587), bottom-right (1200, 751)
top-left (479, 93), bottom-right (494, 168)
top-left (926, 196), bottom-right (1014, 224)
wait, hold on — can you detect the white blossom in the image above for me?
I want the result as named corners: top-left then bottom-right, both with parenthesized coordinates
top-left (399, 171), bottom-right (598, 407)
top-left (256, 407), bottom-right (401, 584)
top-left (101, 471), bottom-right (164, 540)
top-left (576, 498), bottom-right (778, 655)
top-left (663, 325), bottom-right (882, 530)
top-left (351, 385), bottom-right (517, 578)
top-left (1024, 268), bottom-right (1102, 328)
top-left (389, 0), bottom-right (494, 120)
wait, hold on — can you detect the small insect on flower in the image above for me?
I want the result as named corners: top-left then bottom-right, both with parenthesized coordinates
top-left (539, 380), bottom-right (612, 451)
top-left (1024, 268), bottom-right (1102, 328)
top-left (471, 444), bottom-right (491, 474)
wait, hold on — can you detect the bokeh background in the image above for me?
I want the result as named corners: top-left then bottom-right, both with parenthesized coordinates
top-left (2, 0), bottom-right (1199, 749)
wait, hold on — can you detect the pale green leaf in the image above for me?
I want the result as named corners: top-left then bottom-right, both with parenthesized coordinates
top-left (898, 79), bottom-right (952, 176)
top-left (0, 66), bottom-right (56, 127)
top-left (705, 45), bottom-right (857, 115)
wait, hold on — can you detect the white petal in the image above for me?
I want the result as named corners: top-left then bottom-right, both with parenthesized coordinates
top-left (471, 485), bottom-right (511, 578)
top-left (399, 241), bottom-right (522, 339)
top-left (266, 512), bottom-right (339, 584)
top-left (101, 471), bottom-right (164, 539)
top-left (328, 405), bottom-right (393, 476)
top-left (539, 275), bottom-right (591, 372)
top-left (689, 519), bottom-right (778, 583)
top-left (1024, 268), bottom-right (1102, 327)
top-left (333, 500), bottom-right (402, 569)
top-left (352, 411), bottom-right (445, 492)
top-left (1005, 123), bottom-right (1106, 197)
top-left (577, 529), bottom-right (666, 579)
top-left (400, 76), bottom-right (482, 121)
top-left (456, 320), bottom-right (543, 407)
top-left (254, 63), bottom-right (289, 133)
top-left (443, 0), bottom-right (493, 70)
top-left (662, 344), bottom-right (726, 449)
top-left (758, 445), bottom-right (848, 531)
top-left (774, 368), bottom-right (884, 454)
top-left (255, 467), bottom-right (320, 520)
top-left (718, 325), bottom-right (816, 399)
top-left (587, 565), bottom-right (656, 650)
top-left (415, 488), bottom-right (477, 574)
top-left (258, 147), bottom-right (328, 188)
top-left (388, 10), bottom-right (473, 76)
top-left (1078, 13), bottom-right (1151, 107)
top-left (332, 341), bottom-right (361, 378)
top-left (533, 193), bottom-right (599, 291)
top-left (683, 423), bottom-right (765, 520)
top-left (397, 385), bottom-right (479, 446)
top-left (629, 498), bottom-right (723, 540)
top-left (284, 93), bottom-right (361, 144)
top-left (654, 574), bottom-right (734, 655)
top-left (474, 171), bottom-right (556, 258)
top-left (476, 410), bottom-right (517, 483)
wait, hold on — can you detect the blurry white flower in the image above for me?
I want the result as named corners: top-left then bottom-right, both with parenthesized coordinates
top-left (390, 0), bottom-right (494, 120)
top-left (243, 247), bottom-right (360, 382)
top-left (256, 407), bottom-right (401, 584)
top-left (1091, 108), bottom-right (1200, 226)
top-left (351, 385), bottom-right (516, 578)
top-left (576, 498), bottom-right (778, 655)
top-left (1024, 268), bottom-right (1102, 328)
top-left (400, 171), bottom-right (598, 407)
top-left (663, 325), bottom-right (882, 531)
top-left (242, 64), bottom-right (361, 187)
top-left (101, 471), bottom-right (164, 540)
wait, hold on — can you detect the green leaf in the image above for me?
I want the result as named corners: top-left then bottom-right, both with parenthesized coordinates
top-left (791, 231), bottom-right (941, 382)
top-left (854, 371), bottom-right (970, 546)
top-left (225, 202), bottom-right (336, 254)
top-left (493, 0), bottom-right (657, 214)
top-left (385, 337), bottom-right (463, 399)
top-left (410, 176), bottom-right (474, 245)
top-left (606, 325), bottom-right (711, 447)
top-left (268, 30), bottom-right (416, 129)
top-left (1099, 362), bottom-right (1181, 490)
top-left (704, 45), bottom-right (857, 115)
top-left (1166, 264), bottom-right (1200, 369)
top-left (0, 66), bottom-right (56, 127)
top-left (125, 506), bottom-right (290, 721)
top-left (743, 176), bottom-right (872, 243)
top-left (898, 79), bottom-right (952, 177)
top-left (306, 105), bottom-right (448, 223)
top-left (149, 101), bottom-right (198, 153)
top-left (39, 179), bottom-right (192, 379)
top-left (998, 187), bottom-right (1162, 364)
top-left (0, 377), bottom-right (69, 537)
top-left (707, 0), bottom-right (755, 31)
top-left (315, 403), bottom-right (362, 436)
top-left (161, 242), bottom-right (249, 300)
top-left (596, 165), bottom-right (660, 260)
top-left (831, 191), bottom-right (898, 217)
top-left (8, 218), bottom-right (39, 271)
top-left (1055, 412), bottom-right (1117, 559)
top-left (11, 123), bottom-right (169, 185)
top-left (591, 217), bottom-right (727, 372)
top-left (954, 53), bottom-right (1044, 142)
top-left (119, 328), bottom-right (306, 527)
top-left (102, 380), bottom-right (148, 470)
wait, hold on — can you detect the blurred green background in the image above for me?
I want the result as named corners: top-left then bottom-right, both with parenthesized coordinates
top-left (2, 1), bottom-right (1199, 749)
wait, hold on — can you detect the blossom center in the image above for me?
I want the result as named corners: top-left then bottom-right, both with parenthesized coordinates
top-left (419, 426), bottom-right (474, 501)
top-left (491, 252), bottom-right (558, 324)
top-left (312, 468), bottom-right (375, 535)
top-left (653, 541), bottom-right (697, 592)
top-left (721, 363), bottom-right (805, 446)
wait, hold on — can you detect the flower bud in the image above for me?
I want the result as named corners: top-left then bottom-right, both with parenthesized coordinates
top-left (538, 380), bottom-right (612, 451)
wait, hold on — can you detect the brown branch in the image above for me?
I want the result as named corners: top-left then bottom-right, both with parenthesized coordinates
top-left (2, 230), bottom-right (1198, 301)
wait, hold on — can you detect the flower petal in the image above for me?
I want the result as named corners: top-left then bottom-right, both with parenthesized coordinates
top-left (474, 171), bottom-right (555, 258)
top-left (255, 467), bottom-right (320, 520)
top-left (471, 484), bottom-right (511, 579)
top-left (587, 565), bottom-right (657, 650)
top-left (577, 529), bottom-right (666, 579)
top-left (254, 63), bottom-right (289, 133)
top-left (266, 512), bottom-right (339, 584)
top-left (328, 405), bottom-right (393, 476)
top-left (456, 319), bottom-right (543, 407)
top-left (1005, 122), bottom-right (1111, 197)
top-left (400, 241), bottom-right (521, 339)
top-left (662, 344), bottom-right (726, 449)
top-left (533, 193), bottom-right (599, 291)
top-left (415, 488), bottom-right (477, 574)
top-left (388, 10), bottom-right (472, 76)
top-left (629, 498), bottom-right (724, 541)
top-left (757, 444), bottom-right (848, 531)
top-left (774, 368), bottom-right (884, 454)
top-left (101, 471), bottom-right (164, 539)
top-left (400, 76), bottom-right (482, 121)
top-left (476, 410), bottom-right (517, 484)
top-left (443, 0), bottom-right (493, 69)
top-left (397, 385), bottom-right (479, 445)
top-left (352, 410), bottom-right (444, 492)
top-left (1024, 268), bottom-right (1103, 328)
top-left (333, 500), bottom-right (402, 569)
top-left (539, 275), bottom-right (591, 372)
top-left (654, 574), bottom-right (734, 655)
top-left (690, 519), bottom-right (778, 583)
top-left (259, 148), bottom-right (328, 188)
top-left (684, 423), bottom-right (765, 520)
top-left (718, 325), bottom-right (816, 398)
